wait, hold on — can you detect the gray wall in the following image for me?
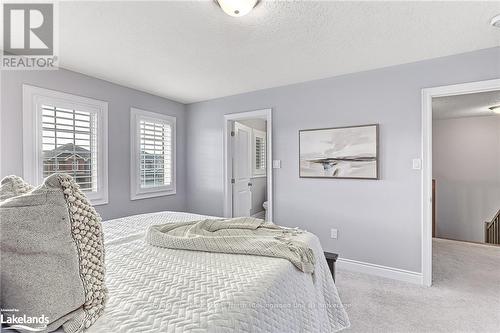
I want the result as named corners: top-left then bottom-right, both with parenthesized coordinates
top-left (0, 68), bottom-right (186, 220)
top-left (186, 47), bottom-right (500, 273)
top-left (433, 115), bottom-right (500, 243)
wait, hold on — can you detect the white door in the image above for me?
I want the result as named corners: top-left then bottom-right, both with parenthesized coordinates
top-left (232, 122), bottom-right (252, 217)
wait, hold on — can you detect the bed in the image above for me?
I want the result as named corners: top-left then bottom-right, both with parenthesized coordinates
top-left (84, 211), bottom-right (350, 332)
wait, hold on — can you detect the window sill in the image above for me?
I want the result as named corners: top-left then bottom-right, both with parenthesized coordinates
top-left (131, 189), bottom-right (176, 201)
top-left (91, 199), bottom-right (109, 206)
top-left (87, 193), bottom-right (109, 206)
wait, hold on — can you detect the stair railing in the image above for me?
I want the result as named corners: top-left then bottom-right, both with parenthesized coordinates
top-left (485, 209), bottom-right (500, 245)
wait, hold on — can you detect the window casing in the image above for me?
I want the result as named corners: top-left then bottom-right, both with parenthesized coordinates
top-left (130, 108), bottom-right (176, 200)
top-left (252, 129), bottom-right (266, 177)
top-left (22, 85), bottom-right (109, 205)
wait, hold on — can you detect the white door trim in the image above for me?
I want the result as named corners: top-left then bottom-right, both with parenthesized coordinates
top-left (421, 78), bottom-right (500, 287)
top-left (223, 109), bottom-right (273, 221)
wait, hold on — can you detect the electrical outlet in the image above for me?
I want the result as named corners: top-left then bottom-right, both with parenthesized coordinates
top-left (330, 228), bottom-right (338, 239)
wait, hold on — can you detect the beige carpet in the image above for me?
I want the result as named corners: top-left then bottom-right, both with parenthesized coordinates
top-left (335, 238), bottom-right (500, 333)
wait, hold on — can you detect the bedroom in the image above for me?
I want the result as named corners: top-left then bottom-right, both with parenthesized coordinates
top-left (1, 1), bottom-right (499, 332)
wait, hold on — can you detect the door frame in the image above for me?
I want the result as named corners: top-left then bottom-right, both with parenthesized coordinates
top-left (223, 109), bottom-right (273, 220)
top-left (421, 78), bottom-right (500, 286)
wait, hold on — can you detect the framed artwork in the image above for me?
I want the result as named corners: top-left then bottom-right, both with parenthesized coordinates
top-left (299, 124), bottom-right (379, 179)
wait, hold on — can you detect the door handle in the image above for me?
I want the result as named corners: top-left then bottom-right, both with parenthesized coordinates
top-left (248, 182), bottom-right (253, 187)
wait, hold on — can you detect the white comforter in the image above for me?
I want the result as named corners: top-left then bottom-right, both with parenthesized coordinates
top-left (86, 211), bottom-right (350, 333)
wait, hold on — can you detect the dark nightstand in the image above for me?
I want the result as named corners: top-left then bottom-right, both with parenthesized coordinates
top-left (324, 252), bottom-right (338, 281)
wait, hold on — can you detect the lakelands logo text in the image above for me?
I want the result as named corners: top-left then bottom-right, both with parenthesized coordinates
top-left (2, 2), bottom-right (59, 70)
top-left (1, 310), bottom-right (49, 332)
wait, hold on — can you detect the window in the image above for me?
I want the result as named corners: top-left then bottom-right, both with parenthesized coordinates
top-left (23, 85), bottom-right (109, 205)
top-left (130, 108), bottom-right (176, 200)
top-left (252, 129), bottom-right (266, 177)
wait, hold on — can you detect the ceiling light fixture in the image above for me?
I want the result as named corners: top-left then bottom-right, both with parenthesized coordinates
top-left (216, 0), bottom-right (259, 17)
top-left (491, 14), bottom-right (500, 27)
top-left (489, 105), bottom-right (500, 114)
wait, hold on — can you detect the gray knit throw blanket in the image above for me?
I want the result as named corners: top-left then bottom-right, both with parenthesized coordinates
top-left (145, 217), bottom-right (315, 273)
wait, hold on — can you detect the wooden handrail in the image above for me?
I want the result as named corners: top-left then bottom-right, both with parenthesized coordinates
top-left (485, 209), bottom-right (500, 245)
top-left (491, 209), bottom-right (500, 224)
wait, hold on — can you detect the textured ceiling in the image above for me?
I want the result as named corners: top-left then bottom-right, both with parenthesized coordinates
top-left (58, 1), bottom-right (500, 103)
top-left (433, 90), bottom-right (500, 119)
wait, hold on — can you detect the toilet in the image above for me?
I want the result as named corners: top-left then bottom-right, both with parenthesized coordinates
top-left (262, 201), bottom-right (268, 221)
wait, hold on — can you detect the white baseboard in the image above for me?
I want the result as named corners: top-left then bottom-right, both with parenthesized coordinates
top-left (337, 258), bottom-right (423, 285)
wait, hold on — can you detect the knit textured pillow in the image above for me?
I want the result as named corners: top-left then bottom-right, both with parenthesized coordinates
top-left (0, 174), bottom-right (107, 332)
top-left (0, 175), bottom-right (34, 201)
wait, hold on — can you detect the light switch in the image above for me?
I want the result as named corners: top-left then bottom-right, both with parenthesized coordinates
top-left (330, 228), bottom-right (338, 239)
top-left (412, 158), bottom-right (422, 170)
top-left (272, 160), bottom-right (281, 169)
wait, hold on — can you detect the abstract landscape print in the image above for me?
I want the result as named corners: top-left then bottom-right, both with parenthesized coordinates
top-left (299, 124), bottom-right (378, 179)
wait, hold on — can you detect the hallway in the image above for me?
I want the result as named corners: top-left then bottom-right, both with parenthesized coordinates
top-left (336, 238), bottom-right (500, 332)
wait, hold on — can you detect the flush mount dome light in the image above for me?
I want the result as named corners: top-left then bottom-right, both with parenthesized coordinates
top-left (216, 0), bottom-right (259, 17)
top-left (489, 105), bottom-right (500, 114)
top-left (491, 14), bottom-right (500, 27)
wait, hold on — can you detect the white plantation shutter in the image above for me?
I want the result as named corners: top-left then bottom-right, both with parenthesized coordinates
top-left (23, 85), bottom-right (109, 205)
top-left (139, 119), bottom-right (172, 187)
top-left (41, 105), bottom-right (98, 191)
top-left (255, 136), bottom-right (265, 171)
top-left (131, 108), bottom-right (176, 200)
top-left (252, 129), bottom-right (266, 176)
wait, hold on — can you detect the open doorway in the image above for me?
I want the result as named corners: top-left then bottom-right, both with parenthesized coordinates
top-left (223, 109), bottom-right (272, 221)
top-left (432, 91), bottom-right (500, 245)
top-left (421, 79), bottom-right (500, 286)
